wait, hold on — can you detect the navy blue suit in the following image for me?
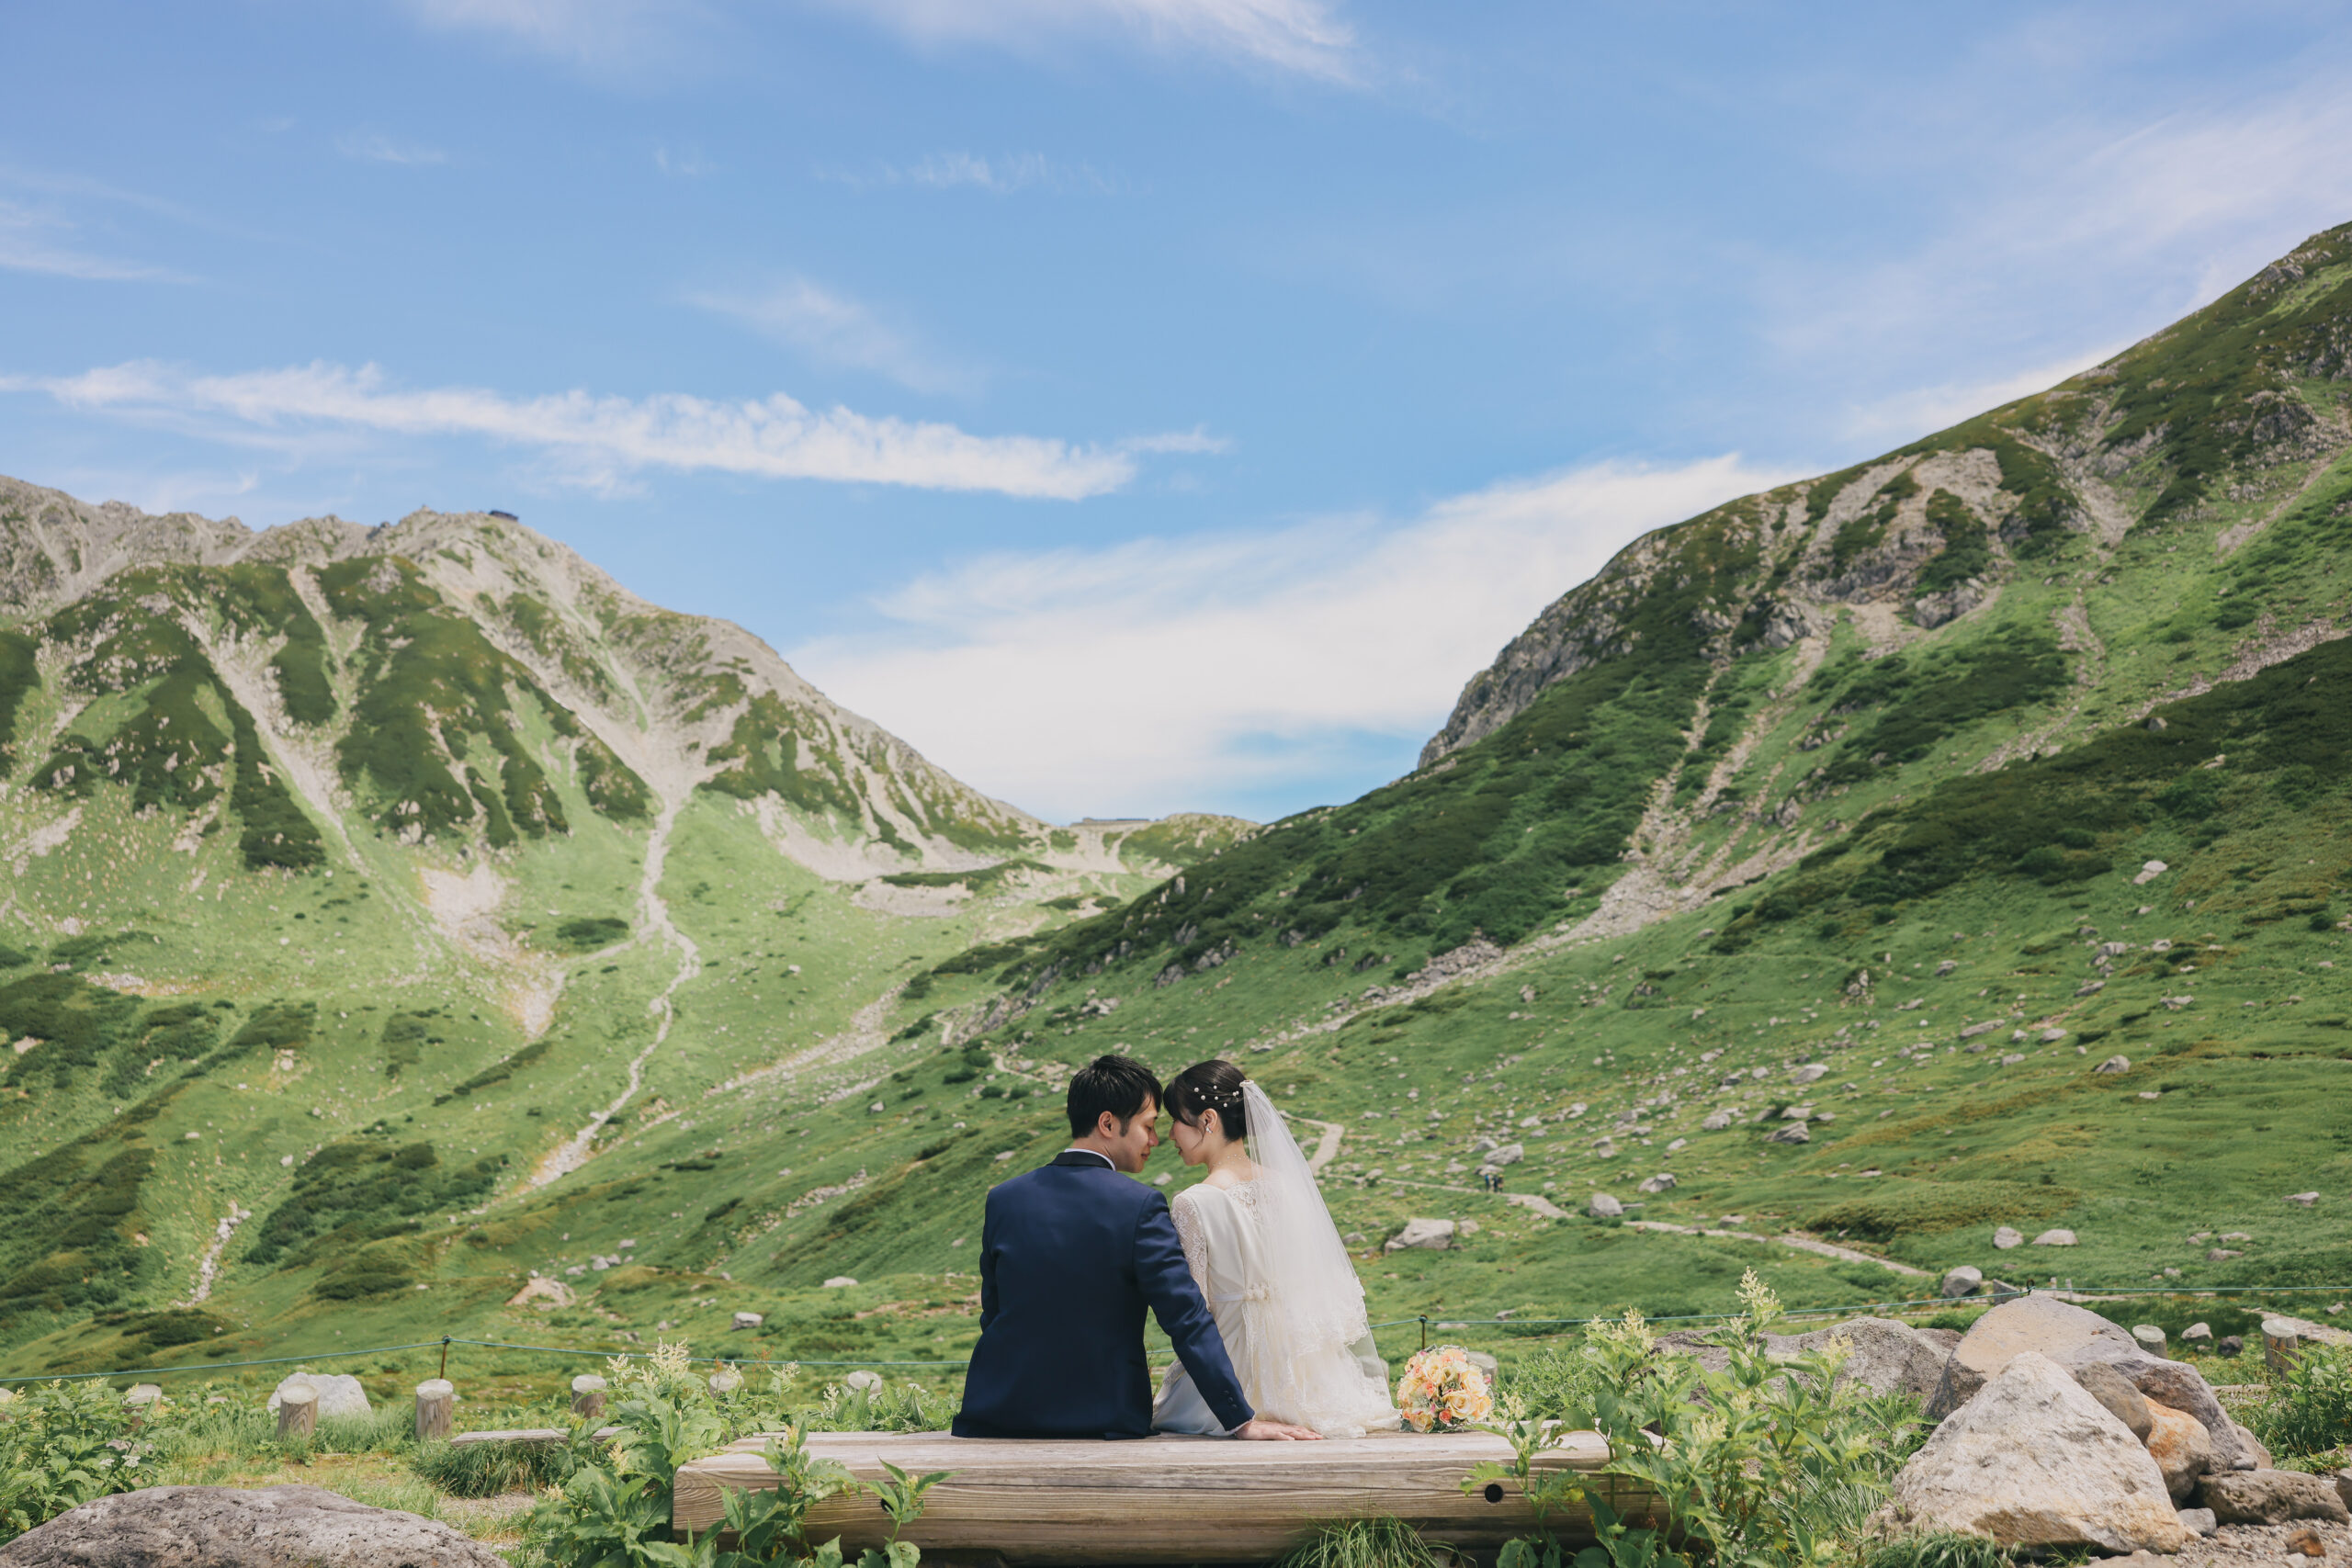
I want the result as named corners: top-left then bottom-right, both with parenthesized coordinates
top-left (953, 1150), bottom-right (1254, 1439)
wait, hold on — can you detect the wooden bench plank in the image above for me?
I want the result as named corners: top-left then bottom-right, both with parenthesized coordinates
top-left (673, 1428), bottom-right (1655, 1562)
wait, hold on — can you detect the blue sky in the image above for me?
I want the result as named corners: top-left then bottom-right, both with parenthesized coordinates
top-left (6, 2), bottom-right (2351, 824)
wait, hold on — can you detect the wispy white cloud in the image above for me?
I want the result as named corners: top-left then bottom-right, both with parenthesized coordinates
top-left (0, 198), bottom-right (185, 282)
top-left (686, 277), bottom-right (977, 396)
top-left (397, 0), bottom-right (705, 73)
top-left (1840, 341), bottom-right (2131, 445)
top-left (5, 359), bottom-right (1193, 500)
top-left (792, 453), bottom-right (1795, 819)
top-left (816, 151), bottom-right (1118, 196)
top-left (1771, 74), bottom-right (2352, 377)
top-left (335, 132), bottom-right (450, 166)
top-left (841, 0), bottom-right (1360, 84)
top-left (653, 143), bottom-right (713, 178)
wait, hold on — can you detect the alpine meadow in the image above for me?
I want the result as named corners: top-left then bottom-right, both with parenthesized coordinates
top-left (4, 215), bottom-right (2351, 1457)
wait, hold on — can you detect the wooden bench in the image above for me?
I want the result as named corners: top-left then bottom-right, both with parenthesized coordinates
top-left (673, 1428), bottom-right (1652, 1563)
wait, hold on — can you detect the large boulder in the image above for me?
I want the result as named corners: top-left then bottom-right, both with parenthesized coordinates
top-left (265, 1374), bottom-right (370, 1420)
top-left (2197, 1470), bottom-right (2352, 1526)
top-left (1926, 1294), bottom-right (2136, 1418)
top-left (1655, 1317), bottom-right (1954, 1400)
top-left (2144, 1401), bottom-right (2212, 1503)
top-left (1925, 1295), bottom-right (2254, 1470)
top-left (1384, 1217), bottom-right (1456, 1252)
top-left (0, 1484), bottom-right (506, 1566)
top-left (1875, 1351), bottom-right (2189, 1554)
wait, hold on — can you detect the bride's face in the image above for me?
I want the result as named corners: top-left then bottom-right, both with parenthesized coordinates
top-left (1168, 1110), bottom-right (1227, 1166)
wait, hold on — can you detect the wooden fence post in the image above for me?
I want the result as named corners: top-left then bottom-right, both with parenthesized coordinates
top-left (415, 1378), bottom-right (455, 1441)
top-left (571, 1373), bottom-right (608, 1420)
top-left (276, 1381), bottom-right (318, 1441)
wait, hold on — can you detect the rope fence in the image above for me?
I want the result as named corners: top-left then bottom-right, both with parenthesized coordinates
top-left (6, 1282), bottom-right (2342, 1388)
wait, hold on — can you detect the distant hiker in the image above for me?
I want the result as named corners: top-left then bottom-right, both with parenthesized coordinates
top-left (952, 1054), bottom-right (1319, 1441)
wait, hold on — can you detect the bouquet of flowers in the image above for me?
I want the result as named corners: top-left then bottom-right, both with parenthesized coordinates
top-left (1396, 1344), bottom-right (1493, 1433)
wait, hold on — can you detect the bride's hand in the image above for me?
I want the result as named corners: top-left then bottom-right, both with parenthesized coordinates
top-left (1236, 1417), bottom-right (1323, 1440)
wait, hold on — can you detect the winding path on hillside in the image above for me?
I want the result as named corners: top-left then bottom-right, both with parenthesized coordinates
top-left (527, 793), bottom-right (703, 1189)
top-left (1294, 1116), bottom-right (1344, 1175)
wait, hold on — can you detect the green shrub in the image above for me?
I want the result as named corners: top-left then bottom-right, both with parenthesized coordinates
top-left (0, 1380), bottom-right (163, 1541)
top-left (1473, 1272), bottom-right (1927, 1568)
top-left (555, 917), bottom-right (631, 952)
top-left (522, 1342), bottom-right (952, 1568)
top-left (2247, 1345), bottom-right (2352, 1461)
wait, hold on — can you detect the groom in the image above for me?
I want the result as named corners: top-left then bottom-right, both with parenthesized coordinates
top-left (952, 1054), bottom-right (1318, 1441)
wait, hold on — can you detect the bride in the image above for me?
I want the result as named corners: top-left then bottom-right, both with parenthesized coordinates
top-left (1151, 1059), bottom-right (1400, 1438)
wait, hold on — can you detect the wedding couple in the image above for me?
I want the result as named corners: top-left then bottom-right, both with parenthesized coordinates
top-left (953, 1054), bottom-right (1400, 1441)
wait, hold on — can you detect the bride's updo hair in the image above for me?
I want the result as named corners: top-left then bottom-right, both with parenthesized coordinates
top-left (1165, 1059), bottom-right (1250, 1143)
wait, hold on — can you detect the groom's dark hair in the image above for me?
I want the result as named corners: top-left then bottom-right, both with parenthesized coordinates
top-left (1067, 1054), bottom-right (1162, 1138)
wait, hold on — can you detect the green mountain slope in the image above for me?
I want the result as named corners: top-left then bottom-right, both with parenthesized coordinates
top-left (823, 222), bottom-right (2351, 1339)
top-left (0, 490), bottom-right (1243, 1372)
top-left (3, 226), bottom-right (2347, 1397)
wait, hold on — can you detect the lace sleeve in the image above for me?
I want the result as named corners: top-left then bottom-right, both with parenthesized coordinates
top-left (1169, 1188), bottom-right (1211, 1300)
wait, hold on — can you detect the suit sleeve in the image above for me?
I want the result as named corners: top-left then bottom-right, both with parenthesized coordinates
top-left (978, 1187), bottom-right (1000, 1330)
top-left (1136, 1195), bottom-right (1253, 1432)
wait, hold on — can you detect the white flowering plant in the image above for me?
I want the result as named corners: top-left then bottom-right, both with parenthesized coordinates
top-left (1470, 1273), bottom-right (1924, 1568)
top-left (526, 1341), bottom-right (954, 1568)
top-left (0, 1379), bottom-right (161, 1543)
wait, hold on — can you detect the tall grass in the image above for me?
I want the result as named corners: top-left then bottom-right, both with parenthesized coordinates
top-left (413, 1438), bottom-right (568, 1499)
top-left (1273, 1517), bottom-right (1469, 1568)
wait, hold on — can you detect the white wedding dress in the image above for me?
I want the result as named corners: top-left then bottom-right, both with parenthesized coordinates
top-left (1151, 1084), bottom-right (1400, 1438)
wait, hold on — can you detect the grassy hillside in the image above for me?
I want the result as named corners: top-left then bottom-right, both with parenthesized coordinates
top-left (2, 225), bottom-right (2348, 1406)
top-left (0, 494), bottom-right (1241, 1385)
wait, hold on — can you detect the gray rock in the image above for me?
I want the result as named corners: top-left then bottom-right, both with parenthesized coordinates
top-left (1993, 1225), bottom-right (2023, 1249)
top-left (2197, 1469), bottom-right (2351, 1526)
top-left (2231, 1422), bottom-right (2271, 1471)
top-left (2032, 1228), bottom-right (2078, 1247)
top-left (1806, 1317), bottom-right (1957, 1400)
top-left (2075, 1360), bottom-right (2154, 1441)
top-left (2177, 1506), bottom-right (2217, 1538)
top-left (2098, 1354), bottom-right (2256, 1472)
top-left (731, 1312), bottom-right (763, 1331)
top-left (1635, 1173), bottom-right (1677, 1194)
top-left (266, 1374), bottom-right (369, 1420)
top-left (2285, 1191), bottom-right (2320, 1207)
top-left (1654, 1317), bottom-right (1951, 1401)
top-left (1789, 1064), bottom-right (1829, 1085)
top-left (1927, 1293), bottom-right (2136, 1419)
top-left (2334, 1469), bottom-right (2352, 1516)
top-left (1464, 1350), bottom-right (1499, 1377)
top-left (1875, 1351), bottom-right (2188, 1553)
top-left (2131, 1324), bottom-right (2167, 1352)
top-left (2145, 1401), bottom-right (2213, 1502)
top-left (2094, 1054), bottom-right (2130, 1073)
top-left (1764, 1122), bottom-right (1810, 1145)
top-left (1488, 1143), bottom-right (1525, 1168)
top-left (1940, 1266), bottom-right (1984, 1300)
top-left (2217, 1335), bottom-right (2243, 1358)
top-left (2181, 1323), bottom-right (2212, 1344)
top-left (0, 1484), bottom-right (508, 1566)
top-left (121, 1384), bottom-right (164, 1408)
top-left (1701, 1108), bottom-right (1737, 1131)
top-left (1385, 1217), bottom-right (1457, 1252)
top-left (1587, 1193), bottom-right (1623, 1219)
